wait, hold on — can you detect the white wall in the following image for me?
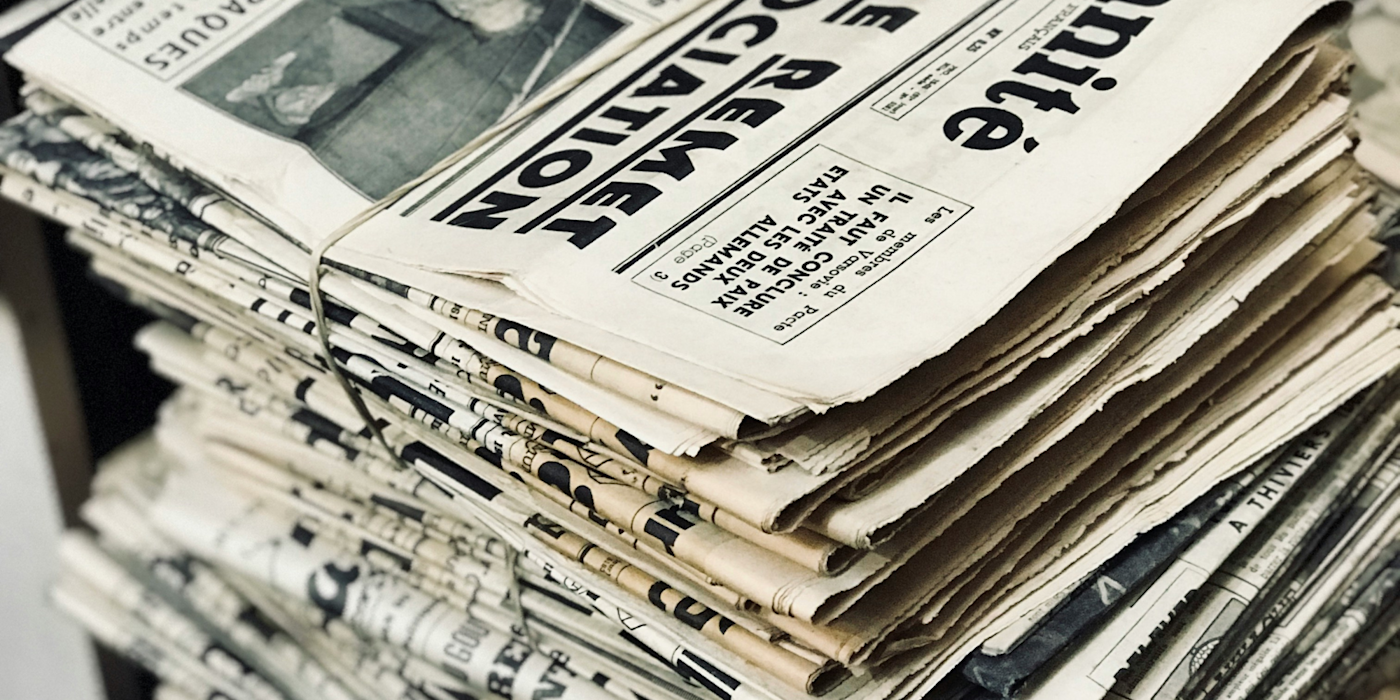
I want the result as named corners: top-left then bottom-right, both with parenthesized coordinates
top-left (0, 296), bottom-right (103, 700)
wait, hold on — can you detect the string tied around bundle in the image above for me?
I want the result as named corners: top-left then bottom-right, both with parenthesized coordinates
top-left (306, 222), bottom-right (537, 648)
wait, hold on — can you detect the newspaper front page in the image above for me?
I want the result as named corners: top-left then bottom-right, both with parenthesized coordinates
top-left (336, 0), bottom-right (1345, 407)
top-left (5, 0), bottom-right (704, 244)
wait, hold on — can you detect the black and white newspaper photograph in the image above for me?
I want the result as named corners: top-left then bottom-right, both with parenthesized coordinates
top-left (182, 0), bottom-right (626, 197)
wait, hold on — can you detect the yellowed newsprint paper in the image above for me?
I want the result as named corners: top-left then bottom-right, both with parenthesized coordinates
top-left (5, 0), bottom-right (709, 244)
top-left (332, 0), bottom-right (1348, 411)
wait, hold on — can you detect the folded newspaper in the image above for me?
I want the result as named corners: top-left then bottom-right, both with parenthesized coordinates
top-left (10, 0), bottom-right (1400, 697)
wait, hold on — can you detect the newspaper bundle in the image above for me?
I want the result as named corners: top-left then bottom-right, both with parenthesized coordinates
top-left (9, 0), bottom-right (1400, 697)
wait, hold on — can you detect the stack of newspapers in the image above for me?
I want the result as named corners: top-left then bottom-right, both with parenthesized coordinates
top-left (8, 0), bottom-right (1400, 696)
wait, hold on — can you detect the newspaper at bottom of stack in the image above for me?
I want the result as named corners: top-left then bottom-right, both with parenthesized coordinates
top-left (66, 413), bottom-right (757, 700)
